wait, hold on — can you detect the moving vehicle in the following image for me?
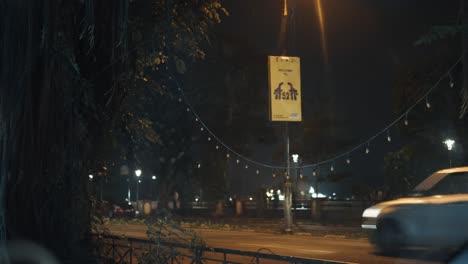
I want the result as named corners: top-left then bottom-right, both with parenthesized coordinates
top-left (362, 167), bottom-right (468, 253)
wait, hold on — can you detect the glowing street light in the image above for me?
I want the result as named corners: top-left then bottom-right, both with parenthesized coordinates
top-left (135, 169), bottom-right (142, 177)
top-left (292, 154), bottom-right (299, 163)
top-left (88, 174), bottom-right (93, 180)
top-left (152, 175), bottom-right (157, 180)
top-left (444, 139), bottom-right (455, 151)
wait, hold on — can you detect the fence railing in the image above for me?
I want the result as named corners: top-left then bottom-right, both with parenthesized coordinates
top-left (95, 234), bottom-right (351, 264)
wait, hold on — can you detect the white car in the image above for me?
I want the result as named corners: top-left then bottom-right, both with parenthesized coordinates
top-left (362, 167), bottom-right (468, 253)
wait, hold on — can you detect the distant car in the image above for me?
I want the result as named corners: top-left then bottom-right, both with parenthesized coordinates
top-left (112, 202), bottom-right (136, 218)
top-left (362, 167), bottom-right (468, 253)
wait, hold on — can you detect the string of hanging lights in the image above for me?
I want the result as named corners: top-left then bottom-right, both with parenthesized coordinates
top-left (169, 55), bottom-right (462, 175)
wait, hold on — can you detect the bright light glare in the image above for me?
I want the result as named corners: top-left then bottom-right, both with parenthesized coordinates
top-left (444, 139), bottom-right (455, 150)
top-left (311, 193), bottom-right (326, 198)
top-left (152, 175), bottom-right (156, 180)
top-left (249, 197), bottom-right (253, 201)
top-left (309, 186), bottom-right (315, 194)
top-left (88, 174), bottom-right (93, 179)
top-left (362, 206), bottom-right (383, 218)
top-left (292, 154), bottom-right (299, 163)
top-left (135, 169), bottom-right (142, 177)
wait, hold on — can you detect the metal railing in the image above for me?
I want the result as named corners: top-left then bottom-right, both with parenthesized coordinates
top-left (95, 234), bottom-right (350, 264)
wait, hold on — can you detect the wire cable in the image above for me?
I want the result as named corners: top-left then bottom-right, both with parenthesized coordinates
top-left (172, 55), bottom-right (463, 170)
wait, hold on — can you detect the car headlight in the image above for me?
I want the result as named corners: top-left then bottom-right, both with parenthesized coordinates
top-left (362, 206), bottom-right (384, 218)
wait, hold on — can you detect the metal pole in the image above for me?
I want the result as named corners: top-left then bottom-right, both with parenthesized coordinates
top-left (127, 178), bottom-right (131, 203)
top-left (449, 150), bottom-right (452, 168)
top-left (151, 180), bottom-right (154, 199)
top-left (136, 179), bottom-right (139, 202)
top-left (284, 123), bottom-right (293, 233)
top-left (279, 0), bottom-right (293, 234)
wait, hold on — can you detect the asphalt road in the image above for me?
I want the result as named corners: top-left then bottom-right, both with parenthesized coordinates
top-left (106, 224), bottom-right (449, 264)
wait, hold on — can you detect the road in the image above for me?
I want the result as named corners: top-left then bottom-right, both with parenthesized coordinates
top-left (106, 224), bottom-right (448, 264)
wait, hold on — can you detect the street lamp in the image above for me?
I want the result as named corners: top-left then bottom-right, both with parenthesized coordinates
top-left (121, 165), bottom-right (131, 203)
top-left (135, 169), bottom-right (142, 202)
top-left (283, 154), bottom-right (299, 234)
top-left (292, 154), bottom-right (299, 163)
top-left (151, 175), bottom-right (157, 200)
top-left (443, 139), bottom-right (455, 167)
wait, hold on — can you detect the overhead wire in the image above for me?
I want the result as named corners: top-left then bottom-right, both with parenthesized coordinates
top-left (172, 55), bottom-right (462, 170)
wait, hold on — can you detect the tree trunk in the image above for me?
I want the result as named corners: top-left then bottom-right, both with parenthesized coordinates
top-left (0, 1), bottom-right (95, 262)
top-left (1, 0), bottom-right (128, 263)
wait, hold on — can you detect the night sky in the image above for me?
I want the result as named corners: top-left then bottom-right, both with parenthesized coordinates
top-left (200, 0), bottom-right (460, 196)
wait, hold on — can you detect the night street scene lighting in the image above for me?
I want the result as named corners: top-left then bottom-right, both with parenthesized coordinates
top-left (2, 1), bottom-right (467, 263)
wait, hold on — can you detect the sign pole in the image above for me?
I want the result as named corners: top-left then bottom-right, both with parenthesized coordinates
top-left (284, 123), bottom-right (293, 233)
top-left (269, 0), bottom-right (300, 235)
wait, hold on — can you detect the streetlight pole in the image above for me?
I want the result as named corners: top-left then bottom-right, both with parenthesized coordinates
top-left (279, 0), bottom-right (296, 234)
top-left (283, 134), bottom-right (293, 233)
top-left (152, 175), bottom-right (157, 200)
top-left (135, 169), bottom-right (142, 202)
top-left (443, 139), bottom-right (455, 168)
top-left (120, 165), bottom-right (131, 204)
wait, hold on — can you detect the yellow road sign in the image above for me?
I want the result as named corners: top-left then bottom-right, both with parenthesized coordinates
top-left (268, 56), bottom-right (302, 122)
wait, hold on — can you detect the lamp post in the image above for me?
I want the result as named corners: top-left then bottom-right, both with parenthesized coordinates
top-left (443, 139), bottom-right (455, 167)
top-left (292, 154), bottom-right (300, 211)
top-left (135, 169), bottom-right (142, 202)
top-left (283, 154), bottom-right (299, 234)
top-left (120, 165), bottom-right (131, 204)
top-left (152, 175), bottom-right (157, 200)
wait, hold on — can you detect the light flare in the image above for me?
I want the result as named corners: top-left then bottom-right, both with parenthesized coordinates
top-left (315, 0), bottom-right (329, 65)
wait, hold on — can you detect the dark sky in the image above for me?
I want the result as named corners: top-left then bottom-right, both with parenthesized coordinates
top-left (209, 0), bottom-right (460, 196)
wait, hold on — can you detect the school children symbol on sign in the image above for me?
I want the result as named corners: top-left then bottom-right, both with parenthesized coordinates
top-left (274, 82), bottom-right (298, 101)
top-left (268, 56), bottom-right (302, 122)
